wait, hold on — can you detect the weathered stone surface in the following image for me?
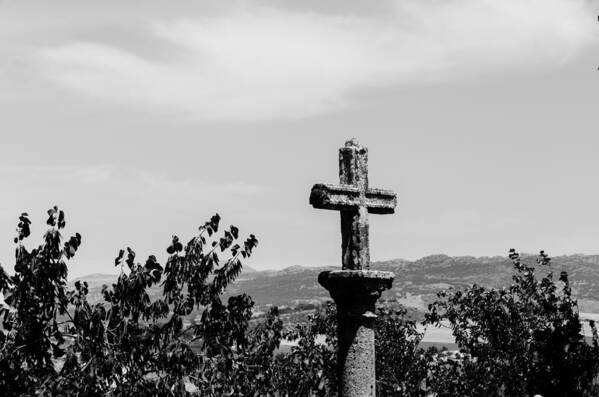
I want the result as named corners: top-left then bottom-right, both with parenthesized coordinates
top-left (319, 271), bottom-right (394, 397)
top-left (309, 184), bottom-right (396, 214)
top-left (310, 139), bottom-right (397, 397)
top-left (309, 139), bottom-right (397, 271)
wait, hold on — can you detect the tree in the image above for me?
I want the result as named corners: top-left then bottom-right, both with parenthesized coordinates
top-left (271, 302), bottom-right (432, 397)
top-left (0, 208), bottom-right (83, 395)
top-left (0, 208), bottom-right (263, 396)
top-left (274, 302), bottom-right (337, 396)
top-left (375, 307), bottom-right (431, 396)
top-left (425, 250), bottom-right (599, 397)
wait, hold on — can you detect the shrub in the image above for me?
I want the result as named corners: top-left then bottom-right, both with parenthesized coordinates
top-left (425, 250), bottom-right (599, 397)
top-left (0, 208), bottom-right (265, 396)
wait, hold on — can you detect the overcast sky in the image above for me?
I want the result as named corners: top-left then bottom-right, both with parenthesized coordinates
top-left (1, 0), bottom-right (599, 278)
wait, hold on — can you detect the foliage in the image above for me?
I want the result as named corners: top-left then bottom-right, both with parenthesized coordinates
top-left (271, 303), bottom-right (432, 397)
top-left (274, 302), bottom-right (337, 396)
top-left (0, 208), bottom-right (262, 396)
top-left (271, 250), bottom-right (599, 397)
top-left (0, 208), bottom-right (82, 395)
top-left (1, 209), bottom-right (599, 397)
top-left (425, 249), bottom-right (599, 397)
top-left (375, 307), bottom-right (432, 396)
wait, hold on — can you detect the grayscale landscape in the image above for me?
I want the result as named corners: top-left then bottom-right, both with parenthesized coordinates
top-left (3, 0), bottom-right (599, 395)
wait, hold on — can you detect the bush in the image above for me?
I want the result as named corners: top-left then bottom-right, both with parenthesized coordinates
top-left (425, 250), bottom-right (599, 397)
top-left (0, 208), bottom-right (267, 396)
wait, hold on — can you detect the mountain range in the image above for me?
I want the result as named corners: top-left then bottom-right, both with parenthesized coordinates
top-left (74, 253), bottom-right (599, 314)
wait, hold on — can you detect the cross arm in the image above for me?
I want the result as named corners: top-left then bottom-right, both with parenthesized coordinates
top-left (309, 183), bottom-right (397, 214)
top-left (363, 187), bottom-right (398, 214)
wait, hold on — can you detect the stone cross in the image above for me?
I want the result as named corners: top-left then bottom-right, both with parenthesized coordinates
top-left (310, 138), bottom-right (397, 270)
top-left (310, 139), bottom-right (396, 397)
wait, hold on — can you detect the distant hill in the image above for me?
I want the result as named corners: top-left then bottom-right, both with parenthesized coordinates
top-left (73, 254), bottom-right (599, 313)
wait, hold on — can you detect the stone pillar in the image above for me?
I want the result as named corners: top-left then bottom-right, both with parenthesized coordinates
top-left (319, 270), bottom-right (394, 397)
top-left (311, 139), bottom-right (397, 396)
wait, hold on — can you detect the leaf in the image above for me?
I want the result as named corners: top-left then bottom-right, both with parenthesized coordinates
top-left (46, 206), bottom-right (58, 226)
top-left (114, 249), bottom-right (125, 267)
top-left (126, 247), bottom-right (136, 270)
top-left (58, 210), bottom-right (66, 229)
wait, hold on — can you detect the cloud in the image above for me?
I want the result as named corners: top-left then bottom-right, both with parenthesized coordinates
top-left (0, 163), bottom-right (270, 279)
top-left (0, 164), bottom-right (268, 201)
top-left (37, 0), bottom-right (597, 121)
top-left (135, 170), bottom-right (270, 199)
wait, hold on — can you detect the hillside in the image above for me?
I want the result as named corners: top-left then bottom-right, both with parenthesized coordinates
top-left (73, 254), bottom-right (599, 313)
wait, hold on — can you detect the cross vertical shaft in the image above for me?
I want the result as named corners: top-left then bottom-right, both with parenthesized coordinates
top-left (339, 140), bottom-right (370, 270)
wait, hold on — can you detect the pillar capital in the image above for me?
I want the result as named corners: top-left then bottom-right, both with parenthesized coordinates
top-left (318, 270), bottom-right (394, 308)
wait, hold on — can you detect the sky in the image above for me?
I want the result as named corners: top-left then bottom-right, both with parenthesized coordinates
top-left (1, 0), bottom-right (599, 278)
